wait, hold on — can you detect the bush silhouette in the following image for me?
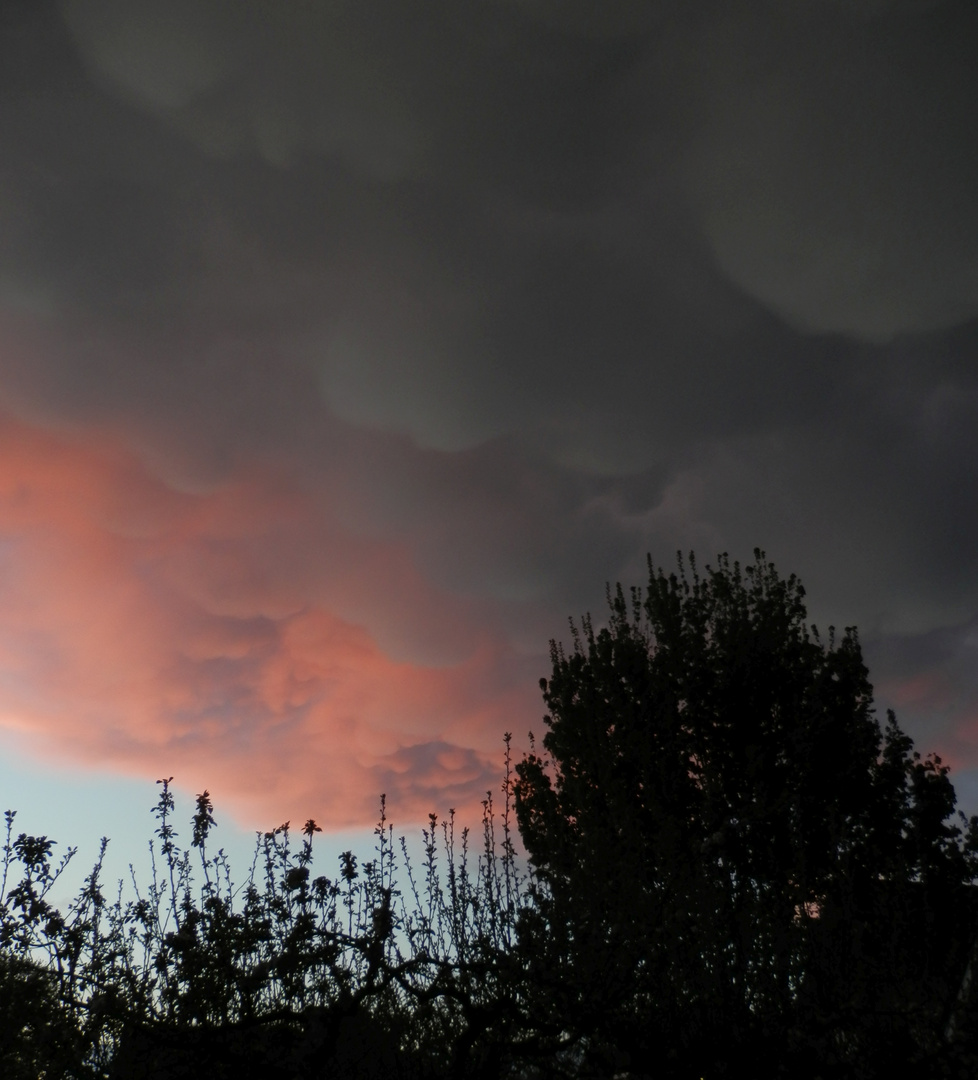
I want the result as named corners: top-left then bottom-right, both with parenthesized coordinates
top-left (1, 762), bottom-right (535, 1079)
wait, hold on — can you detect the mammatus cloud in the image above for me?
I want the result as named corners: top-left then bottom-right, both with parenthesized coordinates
top-left (0, 416), bottom-right (538, 826)
top-left (677, 1), bottom-right (978, 340)
top-left (0, 2), bottom-right (977, 825)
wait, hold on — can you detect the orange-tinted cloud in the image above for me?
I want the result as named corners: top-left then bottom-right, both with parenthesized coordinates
top-left (0, 415), bottom-right (540, 830)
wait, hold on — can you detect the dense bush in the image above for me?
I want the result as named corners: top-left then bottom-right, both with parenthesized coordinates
top-left (1, 744), bottom-right (539, 1080)
top-left (4, 552), bottom-right (978, 1078)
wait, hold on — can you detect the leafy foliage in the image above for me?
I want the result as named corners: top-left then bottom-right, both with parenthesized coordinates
top-left (0, 745), bottom-right (538, 1079)
top-left (514, 551), bottom-right (978, 1077)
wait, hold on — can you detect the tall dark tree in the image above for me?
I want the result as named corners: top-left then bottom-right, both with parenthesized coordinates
top-left (514, 551), bottom-right (978, 1078)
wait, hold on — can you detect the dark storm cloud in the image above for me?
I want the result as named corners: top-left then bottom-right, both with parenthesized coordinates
top-left (1, 0), bottom-right (977, 821)
top-left (677, 0), bottom-right (978, 339)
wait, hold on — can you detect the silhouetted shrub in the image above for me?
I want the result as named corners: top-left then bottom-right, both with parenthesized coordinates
top-left (1, 744), bottom-right (536, 1079)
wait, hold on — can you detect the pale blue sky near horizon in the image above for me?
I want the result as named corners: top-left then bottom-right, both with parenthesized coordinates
top-left (0, 739), bottom-right (402, 917)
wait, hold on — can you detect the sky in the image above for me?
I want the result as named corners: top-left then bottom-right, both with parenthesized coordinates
top-left (2, 0), bottom-right (978, 863)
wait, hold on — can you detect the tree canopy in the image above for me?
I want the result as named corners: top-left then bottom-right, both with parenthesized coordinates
top-left (515, 550), bottom-right (978, 1077)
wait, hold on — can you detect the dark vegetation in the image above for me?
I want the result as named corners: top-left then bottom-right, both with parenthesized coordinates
top-left (3, 551), bottom-right (978, 1078)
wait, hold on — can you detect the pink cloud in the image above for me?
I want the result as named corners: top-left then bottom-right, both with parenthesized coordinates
top-left (882, 671), bottom-right (955, 712)
top-left (0, 416), bottom-right (540, 830)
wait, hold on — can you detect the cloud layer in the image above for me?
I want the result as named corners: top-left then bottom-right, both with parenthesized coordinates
top-left (0, 416), bottom-right (543, 825)
top-left (0, 1), bottom-right (976, 825)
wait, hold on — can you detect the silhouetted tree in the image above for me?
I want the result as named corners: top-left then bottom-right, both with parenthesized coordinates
top-left (514, 551), bottom-right (978, 1078)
